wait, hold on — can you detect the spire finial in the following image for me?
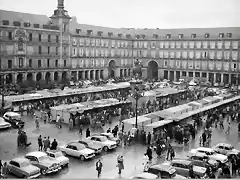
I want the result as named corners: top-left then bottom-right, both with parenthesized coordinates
top-left (57, 0), bottom-right (64, 9)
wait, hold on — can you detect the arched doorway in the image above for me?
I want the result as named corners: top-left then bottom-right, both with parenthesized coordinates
top-left (108, 60), bottom-right (116, 78)
top-left (124, 69), bottom-right (127, 77)
top-left (17, 74), bottom-right (23, 84)
top-left (85, 71), bottom-right (89, 80)
top-left (45, 72), bottom-right (51, 83)
top-left (128, 69), bottom-right (131, 76)
top-left (36, 72), bottom-right (42, 82)
top-left (120, 69), bottom-right (123, 77)
top-left (100, 70), bottom-right (104, 79)
top-left (27, 73), bottom-right (33, 82)
top-left (95, 70), bottom-right (99, 80)
top-left (147, 61), bottom-right (158, 80)
top-left (62, 71), bottom-right (67, 81)
top-left (54, 72), bottom-right (58, 82)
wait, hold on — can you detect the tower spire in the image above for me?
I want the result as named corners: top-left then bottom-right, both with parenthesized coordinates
top-left (57, 0), bottom-right (64, 9)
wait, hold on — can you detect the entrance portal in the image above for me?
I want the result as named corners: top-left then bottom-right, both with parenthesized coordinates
top-left (147, 61), bottom-right (158, 80)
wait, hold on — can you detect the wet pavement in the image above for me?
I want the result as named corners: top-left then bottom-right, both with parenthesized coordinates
top-left (1, 113), bottom-right (240, 179)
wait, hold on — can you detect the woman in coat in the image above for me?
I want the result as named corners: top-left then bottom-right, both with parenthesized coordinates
top-left (117, 155), bottom-right (124, 175)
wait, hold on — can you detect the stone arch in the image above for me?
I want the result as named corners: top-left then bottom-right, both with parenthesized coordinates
top-left (54, 72), bottom-right (58, 81)
top-left (147, 60), bottom-right (159, 80)
top-left (17, 74), bottom-right (23, 84)
top-left (36, 72), bottom-right (42, 82)
top-left (108, 59), bottom-right (117, 78)
top-left (124, 69), bottom-right (127, 77)
top-left (45, 72), bottom-right (51, 83)
top-left (62, 71), bottom-right (67, 81)
top-left (27, 73), bottom-right (33, 82)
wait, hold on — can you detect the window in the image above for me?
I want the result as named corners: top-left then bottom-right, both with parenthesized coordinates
top-left (18, 58), bottom-right (23, 68)
top-left (8, 60), bottom-right (12, 68)
top-left (64, 47), bottom-right (67, 55)
top-left (191, 34), bottom-right (196, 38)
top-left (9, 161), bottom-right (20, 168)
top-left (204, 52), bottom-right (207, 58)
top-left (56, 35), bottom-right (59, 42)
top-left (48, 35), bottom-right (51, 42)
top-left (55, 60), bottom-right (58, 67)
top-left (38, 60), bottom-right (41, 68)
top-left (47, 47), bottom-right (50, 54)
top-left (227, 33), bottom-right (232, 38)
top-left (38, 34), bottom-right (41, 41)
top-left (164, 60), bottom-right (168, 67)
top-left (219, 33), bottom-right (224, 38)
top-left (8, 32), bottom-right (12, 40)
top-left (2, 20), bottom-right (9, 25)
top-left (47, 59), bottom-right (50, 67)
top-left (182, 71), bottom-right (186, 76)
top-left (38, 46), bottom-right (42, 54)
top-left (56, 47), bottom-right (58, 55)
top-left (202, 72), bottom-right (207, 78)
top-left (233, 63), bottom-right (237, 69)
top-left (204, 33), bottom-right (209, 38)
top-left (29, 33), bottom-right (32, 41)
top-left (24, 22), bottom-right (30, 27)
top-left (64, 60), bottom-right (66, 67)
top-left (178, 34), bottom-right (183, 39)
top-left (166, 34), bottom-right (171, 39)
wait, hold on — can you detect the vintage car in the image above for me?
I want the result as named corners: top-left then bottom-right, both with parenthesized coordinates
top-left (87, 135), bottom-right (117, 151)
top-left (0, 117), bottom-right (11, 130)
top-left (188, 152), bottom-right (219, 170)
top-left (7, 157), bottom-right (41, 179)
top-left (171, 159), bottom-right (207, 178)
top-left (212, 143), bottom-right (240, 155)
top-left (59, 142), bottom-right (95, 161)
top-left (25, 151), bottom-right (61, 175)
top-left (189, 147), bottom-right (228, 164)
top-left (99, 132), bottom-right (120, 145)
top-left (78, 139), bottom-right (102, 154)
top-left (3, 112), bottom-right (24, 128)
top-left (131, 172), bottom-right (158, 179)
top-left (147, 163), bottom-right (187, 179)
top-left (46, 150), bottom-right (69, 167)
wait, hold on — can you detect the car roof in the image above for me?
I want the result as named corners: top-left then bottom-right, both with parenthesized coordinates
top-left (216, 143), bottom-right (233, 148)
top-left (150, 163), bottom-right (176, 172)
top-left (46, 150), bottom-right (61, 154)
top-left (172, 159), bottom-right (192, 165)
top-left (133, 173), bottom-right (158, 179)
top-left (68, 142), bottom-right (85, 147)
top-left (197, 147), bottom-right (213, 152)
top-left (26, 151), bottom-right (47, 158)
top-left (191, 152), bottom-right (209, 158)
top-left (91, 135), bottom-right (105, 138)
top-left (5, 112), bottom-right (20, 116)
top-left (11, 157), bottom-right (29, 164)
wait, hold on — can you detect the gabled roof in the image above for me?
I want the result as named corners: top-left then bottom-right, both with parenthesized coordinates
top-left (0, 9), bottom-right (51, 26)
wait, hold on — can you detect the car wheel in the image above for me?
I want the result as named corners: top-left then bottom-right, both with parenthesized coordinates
top-left (40, 169), bottom-right (46, 175)
top-left (103, 146), bottom-right (109, 152)
top-left (79, 155), bottom-right (85, 161)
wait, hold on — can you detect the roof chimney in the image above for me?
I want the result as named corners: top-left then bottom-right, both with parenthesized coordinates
top-left (57, 0), bottom-right (64, 9)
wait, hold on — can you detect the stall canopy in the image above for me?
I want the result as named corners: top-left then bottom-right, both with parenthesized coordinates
top-left (202, 96), bottom-right (220, 104)
top-left (165, 104), bottom-right (191, 115)
top-left (154, 88), bottom-right (179, 97)
top-left (153, 110), bottom-right (173, 119)
top-left (213, 96), bottom-right (224, 101)
top-left (196, 99), bottom-right (209, 106)
top-left (144, 120), bottom-right (173, 133)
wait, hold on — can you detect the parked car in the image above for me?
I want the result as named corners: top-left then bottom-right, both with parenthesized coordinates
top-left (212, 143), bottom-right (240, 155)
top-left (25, 151), bottom-right (61, 175)
top-left (78, 139), bottom-right (102, 154)
top-left (46, 150), bottom-right (69, 167)
top-left (131, 172), bottom-right (158, 179)
top-left (171, 159), bottom-right (207, 178)
top-left (189, 147), bottom-right (228, 164)
top-left (188, 153), bottom-right (219, 170)
top-left (87, 135), bottom-right (117, 151)
top-left (0, 117), bottom-right (11, 130)
top-left (99, 132), bottom-right (120, 145)
top-left (7, 157), bottom-right (41, 179)
top-left (59, 142), bottom-right (95, 161)
top-left (3, 112), bottom-right (24, 128)
top-left (147, 163), bottom-right (186, 179)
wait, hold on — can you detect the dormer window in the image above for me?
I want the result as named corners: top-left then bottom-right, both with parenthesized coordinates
top-left (204, 33), bottom-right (209, 38)
top-left (118, 34), bottom-right (122, 38)
top-left (153, 34), bottom-right (158, 39)
top-left (227, 33), bottom-right (232, 38)
top-left (76, 29), bottom-right (81, 34)
top-left (141, 34), bottom-right (145, 39)
top-left (98, 31), bottom-right (103, 36)
top-left (191, 34), bottom-right (196, 38)
top-left (166, 34), bottom-right (171, 39)
top-left (2, 20), bottom-right (9, 25)
top-left (87, 30), bottom-right (92, 36)
top-left (178, 34), bottom-right (183, 39)
top-left (219, 33), bottom-right (224, 38)
top-left (33, 24), bottom-right (40, 28)
top-left (126, 34), bottom-right (131, 39)
top-left (13, 21), bottom-right (21, 27)
top-left (108, 32), bottom-right (113, 37)
top-left (136, 35), bottom-right (140, 39)
top-left (24, 22), bottom-right (31, 27)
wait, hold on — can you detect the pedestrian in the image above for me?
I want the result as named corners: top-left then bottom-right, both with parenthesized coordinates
top-left (146, 146), bottom-right (153, 161)
top-left (1, 162), bottom-right (8, 178)
top-left (216, 167), bottom-right (223, 179)
top-left (107, 128), bottom-right (111, 133)
top-left (220, 119), bottom-right (224, 129)
top-left (46, 136), bottom-right (51, 150)
top-left (166, 144), bottom-right (172, 161)
top-left (170, 147), bottom-right (175, 161)
top-left (38, 135), bottom-right (43, 151)
top-left (121, 122), bottom-right (124, 132)
top-left (96, 159), bottom-right (103, 178)
top-left (117, 155), bottom-right (124, 175)
top-left (79, 124), bottom-right (83, 135)
top-left (50, 139), bottom-right (58, 150)
top-left (225, 122), bottom-right (231, 134)
top-left (189, 164), bottom-right (195, 178)
top-left (35, 117), bottom-right (40, 129)
top-left (156, 144), bottom-right (162, 158)
top-left (43, 137), bottom-right (48, 151)
top-left (202, 132), bottom-right (206, 146)
top-left (123, 132), bottom-right (128, 147)
top-left (86, 128), bottom-right (90, 138)
top-left (142, 153), bottom-right (149, 172)
top-left (147, 132), bottom-right (151, 145)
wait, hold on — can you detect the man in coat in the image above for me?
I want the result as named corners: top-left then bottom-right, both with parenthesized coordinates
top-left (96, 159), bottom-right (103, 178)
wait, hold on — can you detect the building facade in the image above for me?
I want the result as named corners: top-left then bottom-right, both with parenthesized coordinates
top-left (0, 0), bottom-right (240, 85)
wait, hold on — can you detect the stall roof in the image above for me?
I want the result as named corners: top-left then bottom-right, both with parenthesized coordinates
top-left (165, 104), bottom-right (190, 113)
top-left (213, 96), bottom-right (224, 100)
top-left (196, 99), bottom-right (209, 105)
top-left (203, 96), bottom-right (218, 102)
top-left (144, 114), bottom-right (160, 119)
top-left (153, 110), bottom-right (173, 118)
top-left (187, 101), bottom-right (202, 107)
top-left (123, 116), bottom-right (151, 125)
top-left (146, 120), bottom-right (173, 128)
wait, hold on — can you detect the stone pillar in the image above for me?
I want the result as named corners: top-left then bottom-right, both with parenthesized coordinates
top-left (103, 68), bottom-right (108, 79)
top-left (82, 71), bottom-right (85, 80)
top-left (142, 68), bottom-right (147, 78)
top-left (58, 72), bottom-right (62, 82)
top-left (173, 71), bottom-right (176, 81)
top-left (206, 73), bottom-right (209, 82)
top-left (88, 71), bottom-right (91, 80)
top-left (12, 73), bottom-right (17, 84)
top-left (32, 72), bottom-right (36, 81)
top-left (92, 70), bottom-right (95, 80)
top-left (229, 74), bottom-right (231, 84)
top-left (221, 73), bottom-right (224, 84)
top-left (22, 73), bottom-right (27, 81)
top-left (115, 68), bottom-right (120, 77)
top-left (158, 69), bottom-right (163, 79)
top-left (98, 70), bottom-right (101, 80)
top-left (168, 71), bottom-right (170, 80)
top-left (213, 73), bottom-right (216, 84)
top-left (42, 72), bottom-right (45, 81)
top-left (76, 71), bottom-right (79, 81)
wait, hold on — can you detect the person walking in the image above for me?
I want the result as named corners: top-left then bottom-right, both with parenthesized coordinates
top-left (38, 135), bottom-right (43, 151)
top-left (43, 137), bottom-right (48, 151)
top-left (35, 117), bottom-right (40, 129)
top-left (147, 132), bottom-right (151, 145)
top-left (117, 155), bottom-right (124, 175)
top-left (79, 124), bottom-right (83, 135)
top-left (220, 119), bottom-right (224, 129)
top-left (1, 162), bottom-right (8, 179)
top-left (142, 153), bottom-right (149, 172)
top-left (96, 160), bottom-right (103, 178)
top-left (146, 146), bottom-right (153, 161)
top-left (86, 128), bottom-right (91, 138)
top-left (51, 139), bottom-right (58, 150)
top-left (225, 122), bottom-right (231, 134)
top-left (46, 136), bottom-right (51, 150)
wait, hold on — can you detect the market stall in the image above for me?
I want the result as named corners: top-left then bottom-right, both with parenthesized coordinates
top-left (144, 119), bottom-right (173, 134)
top-left (123, 116), bottom-right (152, 132)
top-left (144, 113), bottom-right (161, 123)
top-left (165, 104), bottom-right (192, 115)
top-left (202, 96), bottom-right (220, 104)
top-left (196, 99), bottom-right (209, 107)
top-left (213, 95), bottom-right (224, 101)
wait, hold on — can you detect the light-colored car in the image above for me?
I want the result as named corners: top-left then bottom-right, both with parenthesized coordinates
top-left (7, 157), bottom-right (41, 179)
top-left (59, 142), bottom-right (95, 161)
top-left (78, 139), bottom-right (102, 154)
top-left (0, 117), bottom-right (11, 130)
top-left (46, 150), bottom-right (69, 167)
top-left (131, 172), bottom-right (158, 179)
top-left (3, 112), bottom-right (24, 128)
top-left (212, 143), bottom-right (240, 155)
top-left (25, 151), bottom-right (61, 175)
top-left (189, 147), bottom-right (228, 164)
top-left (87, 135), bottom-right (117, 152)
top-left (100, 132), bottom-right (120, 145)
top-left (171, 159), bottom-right (206, 178)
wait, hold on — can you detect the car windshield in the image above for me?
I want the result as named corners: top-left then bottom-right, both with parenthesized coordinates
top-left (38, 155), bottom-right (49, 161)
top-left (55, 152), bottom-right (63, 158)
top-left (21, 161), bottom-right (31, 167)
top-left (169, 171), bottom-right (176, 178)
top-left (100, 136), bottom-right (108, 141)
top-left (205, 151), bottom-right (215, 155)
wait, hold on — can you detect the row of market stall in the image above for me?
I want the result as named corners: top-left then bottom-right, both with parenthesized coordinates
top-left (123, 93), bottom-right (236, 133)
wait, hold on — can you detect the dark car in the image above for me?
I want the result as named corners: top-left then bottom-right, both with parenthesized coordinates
top-left (3, 112), bottom-right (24, 128)
top-left (188, 153), bottom-right (219, 170)
top-left (78, 140), bottom-right (102, 154)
